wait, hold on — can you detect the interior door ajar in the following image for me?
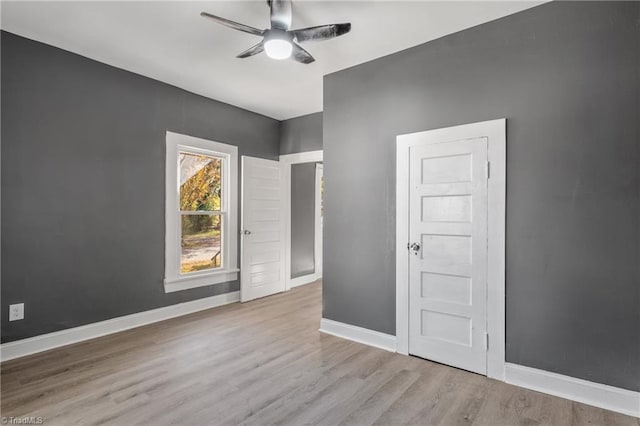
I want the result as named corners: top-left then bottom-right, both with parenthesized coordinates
top-left (408, 137), bottom-right (489, 375)
top-left (240, 156), bottom-right (286, 302)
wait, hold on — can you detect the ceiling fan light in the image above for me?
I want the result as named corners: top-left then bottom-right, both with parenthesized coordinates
top-left (264, 39), bottom-right (292, 60)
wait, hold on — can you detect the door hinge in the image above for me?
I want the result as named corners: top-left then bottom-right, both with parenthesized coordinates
top-left (486, 161), bottom-right (491, 179)
top-left (485, 333), bottom-right (489, 350)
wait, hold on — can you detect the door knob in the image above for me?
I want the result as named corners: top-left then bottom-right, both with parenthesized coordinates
top-left (409, 242), bottom-right (420, 255)
top-left (242, 229), bottom-right (252, 235)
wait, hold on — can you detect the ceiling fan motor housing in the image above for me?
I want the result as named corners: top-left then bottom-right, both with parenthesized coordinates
top-left (263, 29), bottom-right (294, 60)
top-left (264, 29), bottom-right (294, 44)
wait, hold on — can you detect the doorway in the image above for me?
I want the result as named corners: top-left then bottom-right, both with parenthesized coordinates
top-left (239, 151), bottom-right (323, 302)
top-left (396, 119), bottom-right (506, 380)
top-left (281, 150), bottom-right (324, 289)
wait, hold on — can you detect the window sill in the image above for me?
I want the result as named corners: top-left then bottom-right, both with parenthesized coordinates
top-left (164, 269), bottom-right (239, 293)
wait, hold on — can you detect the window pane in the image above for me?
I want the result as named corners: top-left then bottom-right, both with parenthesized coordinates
top-left (181, 214), bottom-right (222, 273)
top-left (180, 152), bottom-right (222, 211)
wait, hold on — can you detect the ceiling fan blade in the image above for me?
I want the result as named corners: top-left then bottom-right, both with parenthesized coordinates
top-left (292, 23), bottom-right (351, 43)
top-left (200, 12), bottom-right (264, 36)
top-left (269, 0), bottom-right (292, 30)
top-left (236, 42), bottom-right (265, 58)
top-left (291, 43), bottom-right (315, 64)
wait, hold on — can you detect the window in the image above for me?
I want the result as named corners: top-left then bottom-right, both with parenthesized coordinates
top-left (165, 131), bottom-right (238, 293)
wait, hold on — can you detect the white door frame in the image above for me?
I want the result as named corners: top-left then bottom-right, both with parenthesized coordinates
top-left (314, 163), bottom-right (324, 277)
top-left (396, 119), bottom-right (506, 380)
top-left (280, 150), bottom-right (324, 290)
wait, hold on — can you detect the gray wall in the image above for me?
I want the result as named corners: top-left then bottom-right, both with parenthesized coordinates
top-left (323, 1), bottom-right (639, 391)
top-left (1, 32), bottom-right (280, 343)
top-left (280, 112), bottom-right (324, 278)
top-left (290, 162), bottom-right (318, 278)
top-left (279, 112), bottom-right (323, 155)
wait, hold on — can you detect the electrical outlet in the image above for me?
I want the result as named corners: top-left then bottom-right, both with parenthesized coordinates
top-left (9, 303), bottom-right (24, 321)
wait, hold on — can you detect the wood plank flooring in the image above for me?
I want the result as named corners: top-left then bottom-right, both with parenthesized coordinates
top-left (1, 281), bottom-right (638, 425)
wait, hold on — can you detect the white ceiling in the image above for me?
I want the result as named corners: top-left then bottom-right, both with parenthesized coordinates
top-left (1, 1), bottom-right (541, 120)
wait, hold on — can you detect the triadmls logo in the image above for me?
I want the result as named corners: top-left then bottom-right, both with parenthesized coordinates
top-left (1, 417), bottom-right (44, 425)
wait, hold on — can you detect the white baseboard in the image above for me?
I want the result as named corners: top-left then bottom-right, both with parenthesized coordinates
top-left (1, 291), bottom-right (240, 362)
top-left (505, 363), bottom-right (640, 418)
top-left (319, 318), bottom-right (396, 352)
top-left (290, 273), bottom-right (321, 288)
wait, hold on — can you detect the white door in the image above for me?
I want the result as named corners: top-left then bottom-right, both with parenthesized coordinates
top-left (408, 137), bottom-right (488, 374)
top-left (241, 156), bottom-right (286, 302)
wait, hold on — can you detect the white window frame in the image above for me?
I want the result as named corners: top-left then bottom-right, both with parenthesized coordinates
top-left (164, 131), bottom-right (239, 293)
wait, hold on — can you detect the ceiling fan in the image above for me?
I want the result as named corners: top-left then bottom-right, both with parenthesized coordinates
top-left (201, 0), bottom-right (351, 64)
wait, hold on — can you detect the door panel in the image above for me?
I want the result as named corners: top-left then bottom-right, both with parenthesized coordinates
top-left (409, 138), bottom-right (488, 375)
top-left (421, 272), bottom-right (471, 305)
top-left (241, 156), bottom-right (286, 302)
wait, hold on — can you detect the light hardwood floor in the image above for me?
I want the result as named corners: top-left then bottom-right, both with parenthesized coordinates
top-left (1, 281), bottom-right (638, 425)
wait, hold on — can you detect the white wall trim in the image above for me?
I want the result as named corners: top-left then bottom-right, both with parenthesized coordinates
top-left (280, 150), bottom-right (323, 291)
top-left (505, 363), bottom-right (640, 418)
top-left (396, 138), bottom-right (410, 356)
top-left (280, 150), bottom-right (323, 165)
top-left (395, 119), bottom-right (506, 380)
top-left (319, 318), bottom-right (396, 352)
top-left (290, 272), bottom-right (321, 288)
top-left (164, 268), bottom-right (240, 293)
top-left (1, 291), bottom-right (240, 362)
